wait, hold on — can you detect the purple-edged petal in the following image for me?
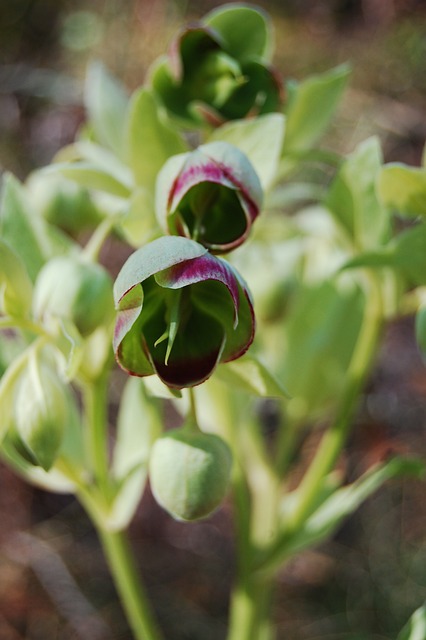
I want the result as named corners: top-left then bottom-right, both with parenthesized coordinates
top-left (155, 252), bottom-right (240, 325)
top-left (113, 236), bottom-right (207, 306)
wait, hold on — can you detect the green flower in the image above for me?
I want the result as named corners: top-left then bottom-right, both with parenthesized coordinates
top-left (156, 141), bottom-right (263, 253)
top-left (113, 236), bottom-right (255, 388)
top-left (150, 4), bottom-right (282, 127)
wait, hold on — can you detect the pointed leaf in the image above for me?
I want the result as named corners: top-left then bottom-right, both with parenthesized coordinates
top-left (210, 114), bottom-right (285, 190)
top-left (326, 137), bottom-right (389, 250)
top-left (0, 240), bottom-right (33, 317)
top-left (378, 164), bottom-right (426, 217)
top-left (0, 174), bottom-right (73, 281)
top-left (44, 162), bottom-right (131, 197)
top-left (127, 88), bottom-right (188, 191)
top-left (397, 604), bottom-right (426, 640)
top-left (85, 61), bottom-right (129, 159)
top-left (215, 354), bottom-right (289, 398)
top-left (283, 64), bottom-right (350, 153)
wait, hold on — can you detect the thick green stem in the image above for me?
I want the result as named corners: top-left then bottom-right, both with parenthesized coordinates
top-left (83, 375), bottom-right (110, 490)
top-left (81, 375), bottom-right (163, 640)
top-left (98, 529), bottom-right (163, 640)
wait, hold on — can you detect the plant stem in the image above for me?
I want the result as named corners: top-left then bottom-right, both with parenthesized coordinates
top-left (81, 374), bottom-right (163, 640)
top-left (83, 375), bottom-right (110, 490)
top-left (98, 528), bottom-right (163, 640)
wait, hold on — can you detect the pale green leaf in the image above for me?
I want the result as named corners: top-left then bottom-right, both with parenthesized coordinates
top-left (397, 604), bottom-right (426, 640)
top-left (377, 164), bottom-right (426, 217)
top-left (85, 61), bottom-right (129, 159)
top-left (326, 137), bottom-right (389, 250)
top-left (0, 174), bottom-right (73, 281)
top-left (0, 239), bottom-right (33, 317)
top-left (210, 114), bottom-right (285, 190)
top-left (126, 88), bottom-right (188, 192)
top-left (283, 64), bottom-right (350, 153)
top-left (119, 188), bottom-right (160, 248)
top-left (44, 162), bottom-right (131, 198)
top-left (215, 354), bottom-right (289, 398)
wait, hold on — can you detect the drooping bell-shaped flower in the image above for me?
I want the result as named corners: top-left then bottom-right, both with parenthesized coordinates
top-left (156, 141), bottom-right (263, 253)
top-left (149, 4), bottom-right (283, 127)
top-left (113, 236), bottom-right (255, 388)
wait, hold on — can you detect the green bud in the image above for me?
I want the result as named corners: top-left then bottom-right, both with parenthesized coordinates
top-left (28, 173), bottom-right (101, 235)
top-left (149, 427), bottom-right (232, 521)
top-left (13, 356), bottom-right (67, 471)
top-left (33, 255), bottom-right (113, 336)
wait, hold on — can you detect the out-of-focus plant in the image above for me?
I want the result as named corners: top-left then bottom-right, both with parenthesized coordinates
top-left (1, 4), bottom-right (426, 639)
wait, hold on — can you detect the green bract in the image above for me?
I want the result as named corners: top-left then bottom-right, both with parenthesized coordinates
top-left (149, 427), bottom-right (232, 521)
top-left (13, 355), bottom-right (68, 471)
top-left (33, 255), bottom-right (114, 337)
top-left (149, 3), bottom-right (282, 127)
top-left (113, 236), bottom-right (255, 388)
top-left (156, 141), bottom-right (263, 253)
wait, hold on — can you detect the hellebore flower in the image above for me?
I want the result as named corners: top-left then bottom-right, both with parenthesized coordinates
top-left (156, 141), bottom-right (263, 253)
top-left (149, 5), bottom-right (283, 127)
top-left (113, 236), bottom-right (255, 388)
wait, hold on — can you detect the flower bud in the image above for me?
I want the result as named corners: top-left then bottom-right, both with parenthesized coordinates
top-left (156, 141), bottom-right (263, 253)
top-left (149, 428), bottom-right (232, 521)
top-left (33, 256), bottom-right (113, 336)
top-left (27, 173), bottom-right (101, 235)
top-left (13, 356), bottom-right (68, 471)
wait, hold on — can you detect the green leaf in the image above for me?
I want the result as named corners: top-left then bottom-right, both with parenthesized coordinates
top-left (0, 239), bottom-right (33, 317)
top-left (392, 222), bottom-right (426, 286)
top-left (278, 281), bottom-right (364, 421)
top-left (108, 378), bottom-right (162, 530)
top-left (85, 61), bottom-right (129, 159)
top-left (56, 140), bottom-right (133, 190)
top-left (119, 188), bottom-right (160, 248)
top-left (0, 174), bottom-right (73, 281)
top-left (44, 162), bottom-right (131, 198)
top-left (259, 457), bottom-right (425, 574)
top-left (126, 88), bottom-right (188, 192)
top-left (210, 114), bottom-right (285, 190)
top-left (215, 354), bottom-right (289, 398)
top-left (415, 306), bottom-right (426, 356)
top-left (326, 137), bottom-right (389, 250)
top-left (283, 64), bottom-right (350, 153)
top-left (377, 163), bottom-right (426, 217)
top-left (204, 4), bottom-right (273, 62)
top-left (397, 603), bottom-right (426, 640)
top-left (0, 347), bottom-right (31, 443)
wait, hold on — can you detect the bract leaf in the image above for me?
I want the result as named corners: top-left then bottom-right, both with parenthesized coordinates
top-left (326, 137), bottom-right (389, 250)
top-left (210, 113), bottom-right (285, 190)
top-left (44, 162), bottom-right (131, 198)
top-left (204, 4), bottom-right (273, 62)
top-left (108, 377), bottom-right (162, 530)
top-left (119, 188), bottom-right (160, 249)
top-left (397, 603), bottom-right (426, 640)
top-left (127, 88), bottom-right (188, 191)
top-left (0, 239), bottom-right (33, 317)
top-left (215, 354), bottom-right (289, 398)
top-left (259, 457), bottom-right (425, 575)
top-left (377, 164), bottom-right (426, 217)
top-left (85, 61), bottom-right (129, 159)
top-left (283, 64), bottom-right (350, 153)
top-left (0, 174), bottom-right (73, 281)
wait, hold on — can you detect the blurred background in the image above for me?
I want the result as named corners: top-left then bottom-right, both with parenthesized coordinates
top-left (0, 1), bottom-right (426, 638)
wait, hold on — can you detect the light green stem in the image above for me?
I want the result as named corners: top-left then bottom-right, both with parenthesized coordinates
top-left (98, 528), bottom-right (163, 640)
top-left (82, 375), bottom-right (163, 640)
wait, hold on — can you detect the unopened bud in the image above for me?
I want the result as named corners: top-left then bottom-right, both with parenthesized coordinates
top-left (149, 427), bottom-right (232, 521)
top-left (33, 256), bottom-right (113, 336)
